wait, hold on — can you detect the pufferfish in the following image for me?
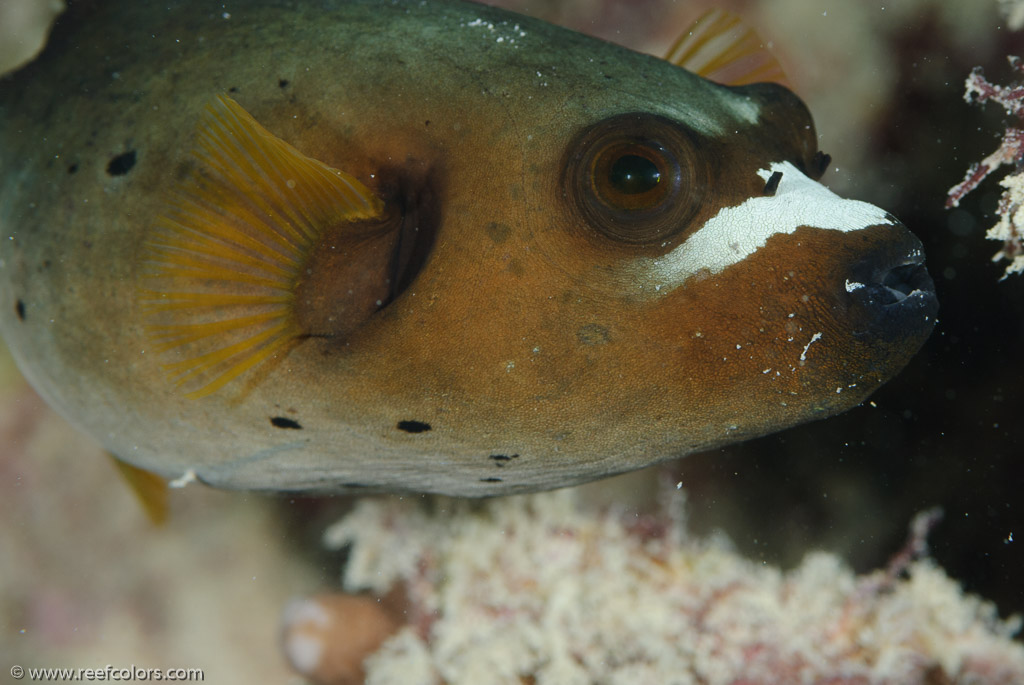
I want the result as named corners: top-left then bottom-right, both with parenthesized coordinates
top-left (0, 0), bottom-right (937, 498)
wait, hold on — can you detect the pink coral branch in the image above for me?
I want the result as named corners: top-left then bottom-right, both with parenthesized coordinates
top-left (946, 56), bottom-right (1024, 275)
top-left (945, 127), bottom-right (1024, 208)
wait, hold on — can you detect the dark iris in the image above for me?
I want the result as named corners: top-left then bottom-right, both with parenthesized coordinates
top-left (609, 154), bottom-right (661, 195)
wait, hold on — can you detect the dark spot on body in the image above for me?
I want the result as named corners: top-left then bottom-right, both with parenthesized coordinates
top-left (278, 78), bottom-right (290, 88)
top-left (763, 171), bottom-right (783, 196)
top-left (577, 323), bottom-right (611, 345)
top-left (397, 420), bottom-right (431, 433)
top-left (480, 477), bottom-right (503, 483)
top-left (67, 163), bottom-right (78, 174)
top-left (15, 299), bottom-right (25, 321)
top-left (106, 150), bottom-right (136, 176)
top-left (424, 120), bottom-right (431, 127)
top-left (489, 454), bottom-right (519, 467)
top-left (270, 416), bottom-right (302, 429)
top-left (228, 86), bottom-right (239, 93)
top-left (485, 221), bottom-right (512, 243)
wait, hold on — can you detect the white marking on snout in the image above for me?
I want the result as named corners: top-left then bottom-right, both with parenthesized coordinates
top-left (638, 161), bottom-right (895, 290)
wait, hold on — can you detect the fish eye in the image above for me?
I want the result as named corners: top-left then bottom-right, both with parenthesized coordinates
top-left (567, 114), bottom-right (708, 245)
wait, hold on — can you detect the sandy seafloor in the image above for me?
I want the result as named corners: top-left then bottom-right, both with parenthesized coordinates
top-left (1, 0), bottom-right (1023, 682)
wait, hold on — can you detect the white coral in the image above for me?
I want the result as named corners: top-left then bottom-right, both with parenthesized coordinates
top-left (324, 492), bottom-right (1024, 685)
top-left (990, 171), bottom-right (1024, 278)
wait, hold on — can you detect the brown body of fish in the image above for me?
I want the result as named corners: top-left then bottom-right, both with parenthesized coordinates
top-left (0, 0), bottom-right (937, 495)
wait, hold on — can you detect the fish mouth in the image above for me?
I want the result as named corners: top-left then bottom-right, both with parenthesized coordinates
top-left (845, 228), bottom-right (938, 338)
top-left (850, 253), bottom-right (934, 306)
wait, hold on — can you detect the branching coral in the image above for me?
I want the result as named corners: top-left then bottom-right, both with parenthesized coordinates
top-left (294, 491), bottom-right (1024, 685)
top-left (946, 56), bottom-right (1024, 278)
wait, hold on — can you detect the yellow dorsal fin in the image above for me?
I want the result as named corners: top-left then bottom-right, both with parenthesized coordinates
top-left (140, 96), bottom-right (384, 398)
top-left (111, 455), bottom-right (169, 525)
top-left (664, 9), bottom-right (789, 88)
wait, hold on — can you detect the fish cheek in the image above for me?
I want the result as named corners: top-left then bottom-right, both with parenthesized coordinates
top-left (645, 230), bottom-right (894, 436)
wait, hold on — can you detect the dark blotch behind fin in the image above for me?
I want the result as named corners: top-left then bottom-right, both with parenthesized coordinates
top-left (271, 416), bottom-right (303, 429)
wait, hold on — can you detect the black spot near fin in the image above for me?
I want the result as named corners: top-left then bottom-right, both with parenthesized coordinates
top-left (397, 420), bottom-right (431, 433)
top-left (106, 150), bottom-right (137, 176)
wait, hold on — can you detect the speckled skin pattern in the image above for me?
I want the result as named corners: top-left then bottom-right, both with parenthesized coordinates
top-left (0, 0), bottom-right (936, 495)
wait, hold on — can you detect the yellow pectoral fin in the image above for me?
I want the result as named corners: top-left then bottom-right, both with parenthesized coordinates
top-left (141, 95), bottom-right (386, 398)
top-left (111, 456), bottom-right (169, 526)
top-left (665, 9), bottom-right (789, 88)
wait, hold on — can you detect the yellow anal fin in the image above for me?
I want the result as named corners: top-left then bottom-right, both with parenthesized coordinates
top-left (141, 95), bottom-right (385, 398)
top-left (665, 8), bottom-right (789, 88)
top-left (111, 455), bottom-right (169, 525)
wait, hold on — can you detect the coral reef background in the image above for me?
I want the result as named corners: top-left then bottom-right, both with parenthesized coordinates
top-left (320, 492), bottom-right (1024, 684)
top-left (2, 0), bottom-right (1023, 682)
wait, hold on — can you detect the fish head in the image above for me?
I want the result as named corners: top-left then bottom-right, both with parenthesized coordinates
top-left (494, 78), bottom-right (939, 450)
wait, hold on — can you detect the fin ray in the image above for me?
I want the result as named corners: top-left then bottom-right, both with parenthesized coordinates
top-left (141, 95), bottom-right (384, 397)
top-left (665, 9), bottom-right (789, 88)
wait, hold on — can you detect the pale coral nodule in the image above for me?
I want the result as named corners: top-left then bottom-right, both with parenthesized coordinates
top-left (280, 593), bottom-right (402, 685)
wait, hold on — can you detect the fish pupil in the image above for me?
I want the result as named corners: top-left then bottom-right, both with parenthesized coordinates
top-left (609, 154), bottom-right (661, 195)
